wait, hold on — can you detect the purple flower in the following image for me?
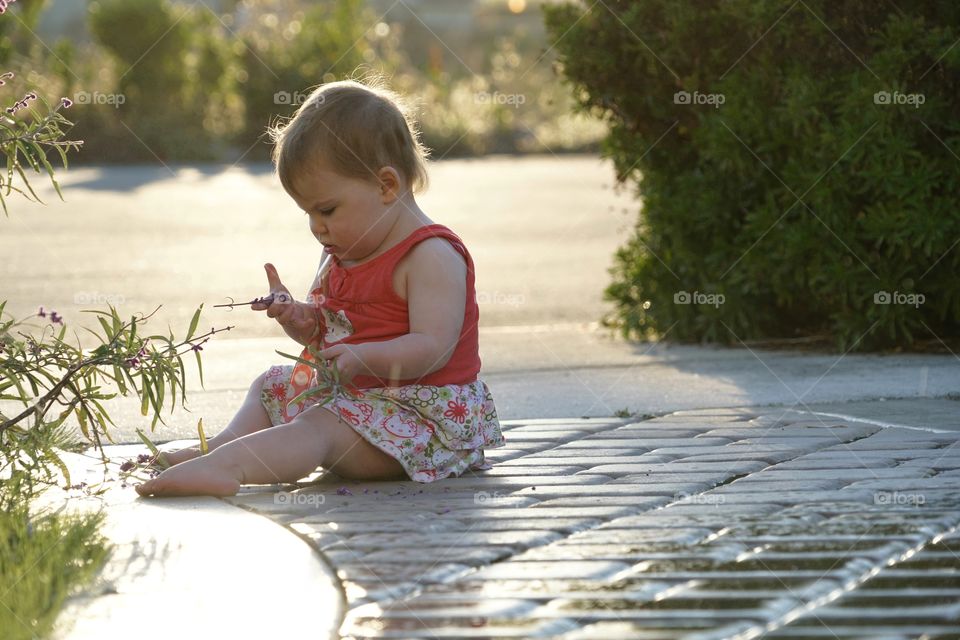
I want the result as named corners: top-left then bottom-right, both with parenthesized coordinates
top-left (336, 487), bottom-right (353, 496)
top-left (37, 306), bottom-right (46, 318)
top-left (50, 311), bottom-right (62, 324)
top-left (60, 97), bottom-right (72, 109)
top-left (190, 343), bottom-right (203, 352)
top-left (120, 460), bottom-right (135, 472)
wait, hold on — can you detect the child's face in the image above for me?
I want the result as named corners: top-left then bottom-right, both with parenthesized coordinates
top-left (290, 161), bottom-right (400, 262)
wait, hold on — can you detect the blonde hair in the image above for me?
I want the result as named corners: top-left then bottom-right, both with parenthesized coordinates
top-left (267, 76), bottom-right (430, 199)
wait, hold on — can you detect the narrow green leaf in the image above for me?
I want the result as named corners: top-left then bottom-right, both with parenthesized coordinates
top-left (186, 305), bottom-right (202, 341)
top-left (136, 428), bottom-right (168, 469)
top-left (193, 348), bottom-right (204, 388)
top-left (197, 418), bottom-right (208, 455)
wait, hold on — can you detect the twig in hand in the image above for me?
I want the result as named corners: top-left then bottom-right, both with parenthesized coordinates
top-left (213, 294), bottom-right (275, 310)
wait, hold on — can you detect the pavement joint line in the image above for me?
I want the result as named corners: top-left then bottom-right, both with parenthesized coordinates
top-left (801, 409), bottom-right (957, 434)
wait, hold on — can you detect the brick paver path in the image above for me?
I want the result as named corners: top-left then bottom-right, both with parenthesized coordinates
top-left (225, 408), bottom-right (960, 639)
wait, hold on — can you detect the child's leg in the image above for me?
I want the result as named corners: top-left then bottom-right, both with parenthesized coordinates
top-left (135, 404), bottom-right (406, 497)
top-left (160, 371), bottom-right (273, 467)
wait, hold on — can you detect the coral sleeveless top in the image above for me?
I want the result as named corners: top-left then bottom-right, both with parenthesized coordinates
top-left (302, 223), bottom-right (482, 390)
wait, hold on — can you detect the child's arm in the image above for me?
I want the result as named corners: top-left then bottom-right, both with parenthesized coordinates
top-left (319, 239), bottom-right (467, 382)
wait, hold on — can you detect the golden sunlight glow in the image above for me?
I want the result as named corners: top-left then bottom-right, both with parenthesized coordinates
top-left (508, 0), bottom-right (527, 14)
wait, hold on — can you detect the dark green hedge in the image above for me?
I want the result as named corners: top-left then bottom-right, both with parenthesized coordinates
top-left (545, 0), bottom-right (960, 349)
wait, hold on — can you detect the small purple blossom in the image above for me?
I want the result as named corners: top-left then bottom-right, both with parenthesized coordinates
top-left (6, 90), bottom-right (37, 115)
top-left (0, 1), bottom-right (20, 15)
top-left (49, 311), bottom-right (62, 324)
top-left (119, 460), bottom-right (135, 472)
top-left (336, 487), bottom-right (353, 496)
top-left (190, 343), bottom-right (203, 352)
top-left (0, 71), bottom-right (13, 86)
top-left (37, 306), bottom-right (46, 318)
top-left (59, 97), bottom-right (72, 109)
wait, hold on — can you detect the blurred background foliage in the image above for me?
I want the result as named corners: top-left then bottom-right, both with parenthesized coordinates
top-left (1, 0), bottom-right (605, 162)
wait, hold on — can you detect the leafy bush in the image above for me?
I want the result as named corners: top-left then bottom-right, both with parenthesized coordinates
top-left (83, 0), bottom-right (240, 161)
top-left (544, 0), bottom-right (960, 349)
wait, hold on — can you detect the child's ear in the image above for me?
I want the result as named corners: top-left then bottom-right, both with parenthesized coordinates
top-left (377, 166), bottom-right (402, 204)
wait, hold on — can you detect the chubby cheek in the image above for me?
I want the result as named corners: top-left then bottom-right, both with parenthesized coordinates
top-left (308, 218), bottom-right (324, 240)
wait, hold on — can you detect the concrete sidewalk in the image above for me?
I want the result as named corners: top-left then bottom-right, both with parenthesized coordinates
top-left (48, 396), bottom-right (960, 639)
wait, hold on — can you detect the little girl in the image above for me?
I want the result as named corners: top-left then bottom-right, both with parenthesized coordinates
top-left (135, 79), bottom-right (505, 497)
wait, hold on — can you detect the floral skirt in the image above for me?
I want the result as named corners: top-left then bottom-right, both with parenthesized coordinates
top-left (259, 364), bottom-right (506, 483)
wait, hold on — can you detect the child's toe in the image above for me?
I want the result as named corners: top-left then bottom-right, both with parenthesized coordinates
top-left (136, 479), bottom-right (159, 496)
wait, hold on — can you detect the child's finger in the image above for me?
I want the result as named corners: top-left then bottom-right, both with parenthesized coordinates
top-left (264, 263), bottom-right (284, 290)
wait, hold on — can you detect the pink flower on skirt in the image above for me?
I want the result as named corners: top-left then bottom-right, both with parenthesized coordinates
top-left (443, 400), bottom-right (468, 423)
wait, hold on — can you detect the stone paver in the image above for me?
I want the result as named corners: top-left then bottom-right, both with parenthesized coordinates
top-left (219, 406), bottom-right (960, 639)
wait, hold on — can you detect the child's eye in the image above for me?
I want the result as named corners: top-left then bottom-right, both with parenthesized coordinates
top-left (316, 207), bottom-right (335, 216)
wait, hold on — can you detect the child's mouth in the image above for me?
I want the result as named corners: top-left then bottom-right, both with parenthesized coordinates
top-left (323, 244), bottom-right (337, 254)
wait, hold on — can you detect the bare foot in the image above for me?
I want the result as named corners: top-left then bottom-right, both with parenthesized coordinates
top-left (156, 446), bottom-right (203, 468)
top-left (135, 456), bottom-right (242, 497)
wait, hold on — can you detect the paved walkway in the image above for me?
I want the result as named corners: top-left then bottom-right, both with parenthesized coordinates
top-left (221, 403), bottom-right (960, 639)
top-left (51, 399), bottom-right (958, 639)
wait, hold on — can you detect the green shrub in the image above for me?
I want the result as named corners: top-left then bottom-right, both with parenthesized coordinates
top-left (84, 0), bottom-right (239, 161)
top-left (545, 0), bottom-right (960, 349)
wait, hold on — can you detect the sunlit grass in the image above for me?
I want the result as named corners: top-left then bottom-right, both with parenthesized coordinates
top-left (0, 503), bottom-right (111, 640)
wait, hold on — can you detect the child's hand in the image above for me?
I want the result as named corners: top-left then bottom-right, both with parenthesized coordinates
top-left (317, 344), bottom-right (368, 384)
top-left (253, 263), bottom-right (319, 346)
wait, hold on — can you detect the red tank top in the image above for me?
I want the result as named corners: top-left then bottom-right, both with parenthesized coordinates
top-left (304, 223), bottom-right (482, 389)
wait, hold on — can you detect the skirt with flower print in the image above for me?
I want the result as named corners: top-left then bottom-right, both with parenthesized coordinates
top-left (259, 364), bottom-right (506, 483)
